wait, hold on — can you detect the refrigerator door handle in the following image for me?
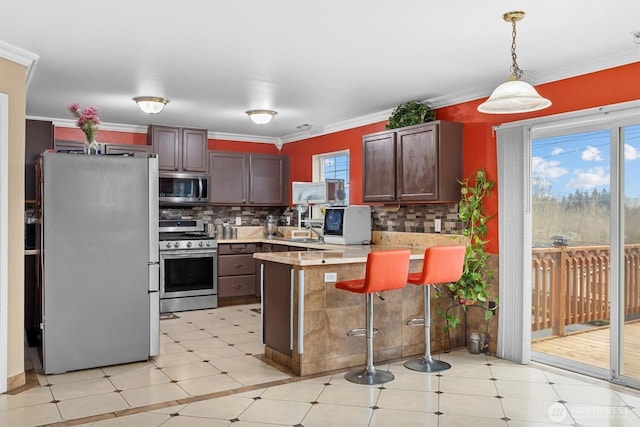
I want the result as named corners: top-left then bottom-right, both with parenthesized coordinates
top-left (149, 291), bottom-right (160, 356)
top-left (148, 156), bottom-right (159, 264)
top-left (149, 263), bottom-right (159, 292)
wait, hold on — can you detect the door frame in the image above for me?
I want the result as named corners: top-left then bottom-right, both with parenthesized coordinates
top-left (496, 100), bottom-right (640, 389)
top-left (0, 93), bottom-right (9, 393)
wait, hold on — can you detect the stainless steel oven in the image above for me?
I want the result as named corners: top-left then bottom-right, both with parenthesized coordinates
top-left (159, 219), bottom-right (217, 312)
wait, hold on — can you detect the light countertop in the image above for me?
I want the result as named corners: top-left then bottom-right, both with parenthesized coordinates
top-left (253, 244), bottom-right (429, 266)
top-left (208, 226), bottom-right (467, 266)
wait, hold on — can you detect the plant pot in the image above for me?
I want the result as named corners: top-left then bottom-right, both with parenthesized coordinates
top-left (458, 297), bottom-right (475, 306)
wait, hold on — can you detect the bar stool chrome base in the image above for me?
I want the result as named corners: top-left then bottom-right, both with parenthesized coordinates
top-left (404, 355), bottom-right (451, 372)
top-left (345, 366), bottom-right (395, 385)
top-left (404, 285), bottom-right (452, 373)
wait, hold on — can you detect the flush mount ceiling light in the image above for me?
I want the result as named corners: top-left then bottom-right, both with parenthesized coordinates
top-left (477, 11), bottom-right (551, 114)
top-left (246, 109), bottom-right (277, 124)
top-left (133, 96), bottom-right (169, 114)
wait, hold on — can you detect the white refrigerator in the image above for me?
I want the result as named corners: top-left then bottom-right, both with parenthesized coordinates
top-left (40, 153), bottom-right (159, 374)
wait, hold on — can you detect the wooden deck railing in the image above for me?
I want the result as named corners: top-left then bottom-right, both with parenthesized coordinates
top-left (531, 244), bottom-right (640, 336)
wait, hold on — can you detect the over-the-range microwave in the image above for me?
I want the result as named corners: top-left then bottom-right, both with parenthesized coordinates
top-left (159, 172), bottom-right (209, 205)
top-left (323, 205), bottom-right (372, 245)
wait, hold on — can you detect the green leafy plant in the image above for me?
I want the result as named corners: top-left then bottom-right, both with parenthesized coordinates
top-left (439, 169), bottom-right (498, 332)
top-left (385, 101), bottom-right (435, 129)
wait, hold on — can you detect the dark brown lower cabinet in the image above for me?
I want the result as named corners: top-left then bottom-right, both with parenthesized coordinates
top-left (218, 243), bottom-right (258, 306)
top-left (261, 261), bottom-right (292, 356)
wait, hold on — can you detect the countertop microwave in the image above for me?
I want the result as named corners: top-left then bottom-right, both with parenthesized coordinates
top-left (323, 205), bottom-right (372, 245)
top-left (159, 172), bottom-right (209, 205)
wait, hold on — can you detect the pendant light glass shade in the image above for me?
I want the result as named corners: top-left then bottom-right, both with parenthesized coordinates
top-left (133, 96), bottom-right (169, 114)
top-left (477, 78), bottom-right (551, 114)
top-left (246, 109), bottom-right (277, 124)
top-left (477, 11), bottom-right (551, 114)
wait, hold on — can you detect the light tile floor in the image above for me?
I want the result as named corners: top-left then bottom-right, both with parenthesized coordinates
top-left (2, 303), bottom-right (640, 426)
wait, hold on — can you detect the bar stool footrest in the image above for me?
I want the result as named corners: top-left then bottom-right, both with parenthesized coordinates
top-left (346, 327), bottom-right (379, 337)
top-left (405, 317), bottom-right (426, 327)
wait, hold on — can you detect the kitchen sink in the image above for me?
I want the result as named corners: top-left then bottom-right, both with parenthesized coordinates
top-left (282, 238), bottom-right (324, 244)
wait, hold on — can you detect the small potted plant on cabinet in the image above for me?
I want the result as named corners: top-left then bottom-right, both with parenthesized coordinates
top-left (386, 101), bottom-right (435, 130)
top-left (439, 169), bottom-right (497, 332)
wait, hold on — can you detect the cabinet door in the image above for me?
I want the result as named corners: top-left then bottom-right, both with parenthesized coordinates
top-left (262, 261), bottom-right (292, 356)
top-left (208, 151), bottom-right (248, 204)
top-left (218, 254), bottom-right (256, 276)
top-left (362, 131), bottom-right (396, 202)
top-left (150, 126), bottom-right (180, 171)
top-left (181, 128), bottom-right (208, 172)
top-left (104, 143), bottom-right (153, 155)
top-left (249, 154), bottom-right (288, 205)
top-left (396, 123), bottom-right (438, 201)
top-left (218, 275), bottom-right (256, 298)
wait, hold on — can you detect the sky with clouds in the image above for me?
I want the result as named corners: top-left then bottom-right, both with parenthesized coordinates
top-left (532, 124), bottom-right (640, 200)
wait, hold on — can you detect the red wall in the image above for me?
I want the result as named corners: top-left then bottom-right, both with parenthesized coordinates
top-left (209, 139), bottom-right (280, 154)
top-left (54, 63), bottom-right (639, 254)
top-left (280, 123), bottom-right (387, 204)
top-left (55, 127), bottom-right (148, 145)
top-left (283, 63), bottom-right (639, 254)
top-left (436, 62), bottom-right (640, 253)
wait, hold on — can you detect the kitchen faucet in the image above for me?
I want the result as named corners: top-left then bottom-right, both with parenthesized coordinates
top-left (306, 224), bottom-right (324, 243)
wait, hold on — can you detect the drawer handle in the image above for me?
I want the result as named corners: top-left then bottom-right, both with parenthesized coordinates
top-left (233, 284), bottom-right (243, 289)
top-left (233, 263), bottom-right (243, 268)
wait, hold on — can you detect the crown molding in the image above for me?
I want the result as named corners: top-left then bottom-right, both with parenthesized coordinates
top-left (427, 50), bottom-right (640, 110)
top-left (206, 131), bottom-right (281, 145)
top-left (279, 109), bottom-right (392, 144)
top-left (0, 41), bottom-right (39, 88)
top-left (43, 117), bottom-right (149, 134)
top-left (28, 53), bottom-right (638, 147)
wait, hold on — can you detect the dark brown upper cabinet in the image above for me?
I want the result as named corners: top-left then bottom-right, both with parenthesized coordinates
top-left (208, 151), bottom-right (289, 206)
top-left (148, 125), bottom-right (208, 172)
top-left (362, 121), bottom-right (462, 203)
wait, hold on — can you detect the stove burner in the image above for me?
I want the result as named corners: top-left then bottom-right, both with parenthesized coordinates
top-left (158, 219), bottom-right (216, 250)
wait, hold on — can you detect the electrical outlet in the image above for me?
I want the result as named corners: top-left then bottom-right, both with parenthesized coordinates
top-left (235, 216), bottom-right (242, 225)
top-left (324, 272), bottom-right (337, 282)
top-left (434, 218), bottom-right (441, 232)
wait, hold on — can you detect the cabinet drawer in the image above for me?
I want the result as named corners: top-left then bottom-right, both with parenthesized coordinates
top-left (218, 275), bottom-right (256, 298)
top-left (218, 243), bottom-right (257, 255)
top-left (218, 254), bottom-right (256, 276)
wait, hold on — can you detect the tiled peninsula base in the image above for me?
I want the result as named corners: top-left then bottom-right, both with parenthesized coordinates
top-left (261, 260), bottom-right (462, 377)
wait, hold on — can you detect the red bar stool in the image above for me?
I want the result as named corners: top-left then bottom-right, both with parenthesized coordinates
top-left (404, 245), bottom-right (466, 372)
top-left (335, 249), bottom-right (411, 385)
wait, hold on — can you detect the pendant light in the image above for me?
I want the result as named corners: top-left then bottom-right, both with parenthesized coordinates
top-left (477, 11), bottom-right (551, 114)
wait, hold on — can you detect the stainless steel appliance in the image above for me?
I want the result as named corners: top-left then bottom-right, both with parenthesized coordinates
top-left (323, 205), bottom-right (372, 245)
top-left (39, 153), bottom-right (160, 374)
top-left (159, 219), bottom-right (218, 312)
top-left (159, 172), bottom-right (209, 205)
top-left (263, 215), bottom-right (279, 238)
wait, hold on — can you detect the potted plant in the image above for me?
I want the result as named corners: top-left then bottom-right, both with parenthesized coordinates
top-left (386, 101), bottom-right (435, 129)
top-left (438, 169), bottom-right (497, 332)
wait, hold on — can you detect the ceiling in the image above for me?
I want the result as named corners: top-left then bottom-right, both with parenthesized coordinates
top-left (1, 1), bottom-right (638, 145)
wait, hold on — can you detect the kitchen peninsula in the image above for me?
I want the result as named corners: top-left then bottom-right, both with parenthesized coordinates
top-left (253, 231), bottom-right (468, 376)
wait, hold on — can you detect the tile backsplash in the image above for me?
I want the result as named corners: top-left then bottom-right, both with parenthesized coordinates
top-left (160, 203), bottom-right (462, 234)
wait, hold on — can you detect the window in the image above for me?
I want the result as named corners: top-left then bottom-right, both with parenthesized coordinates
top-left (313, 150), bottom-right (350, 203)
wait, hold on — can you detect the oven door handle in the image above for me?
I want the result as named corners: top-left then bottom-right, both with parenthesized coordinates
top-left (160, 250), bottom-right (217, 258)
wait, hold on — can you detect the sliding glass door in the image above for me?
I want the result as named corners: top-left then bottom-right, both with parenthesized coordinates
top-left (620, 124), bottom-right (640, 381)
top-left (530, 119), bottom-right (640, 387)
